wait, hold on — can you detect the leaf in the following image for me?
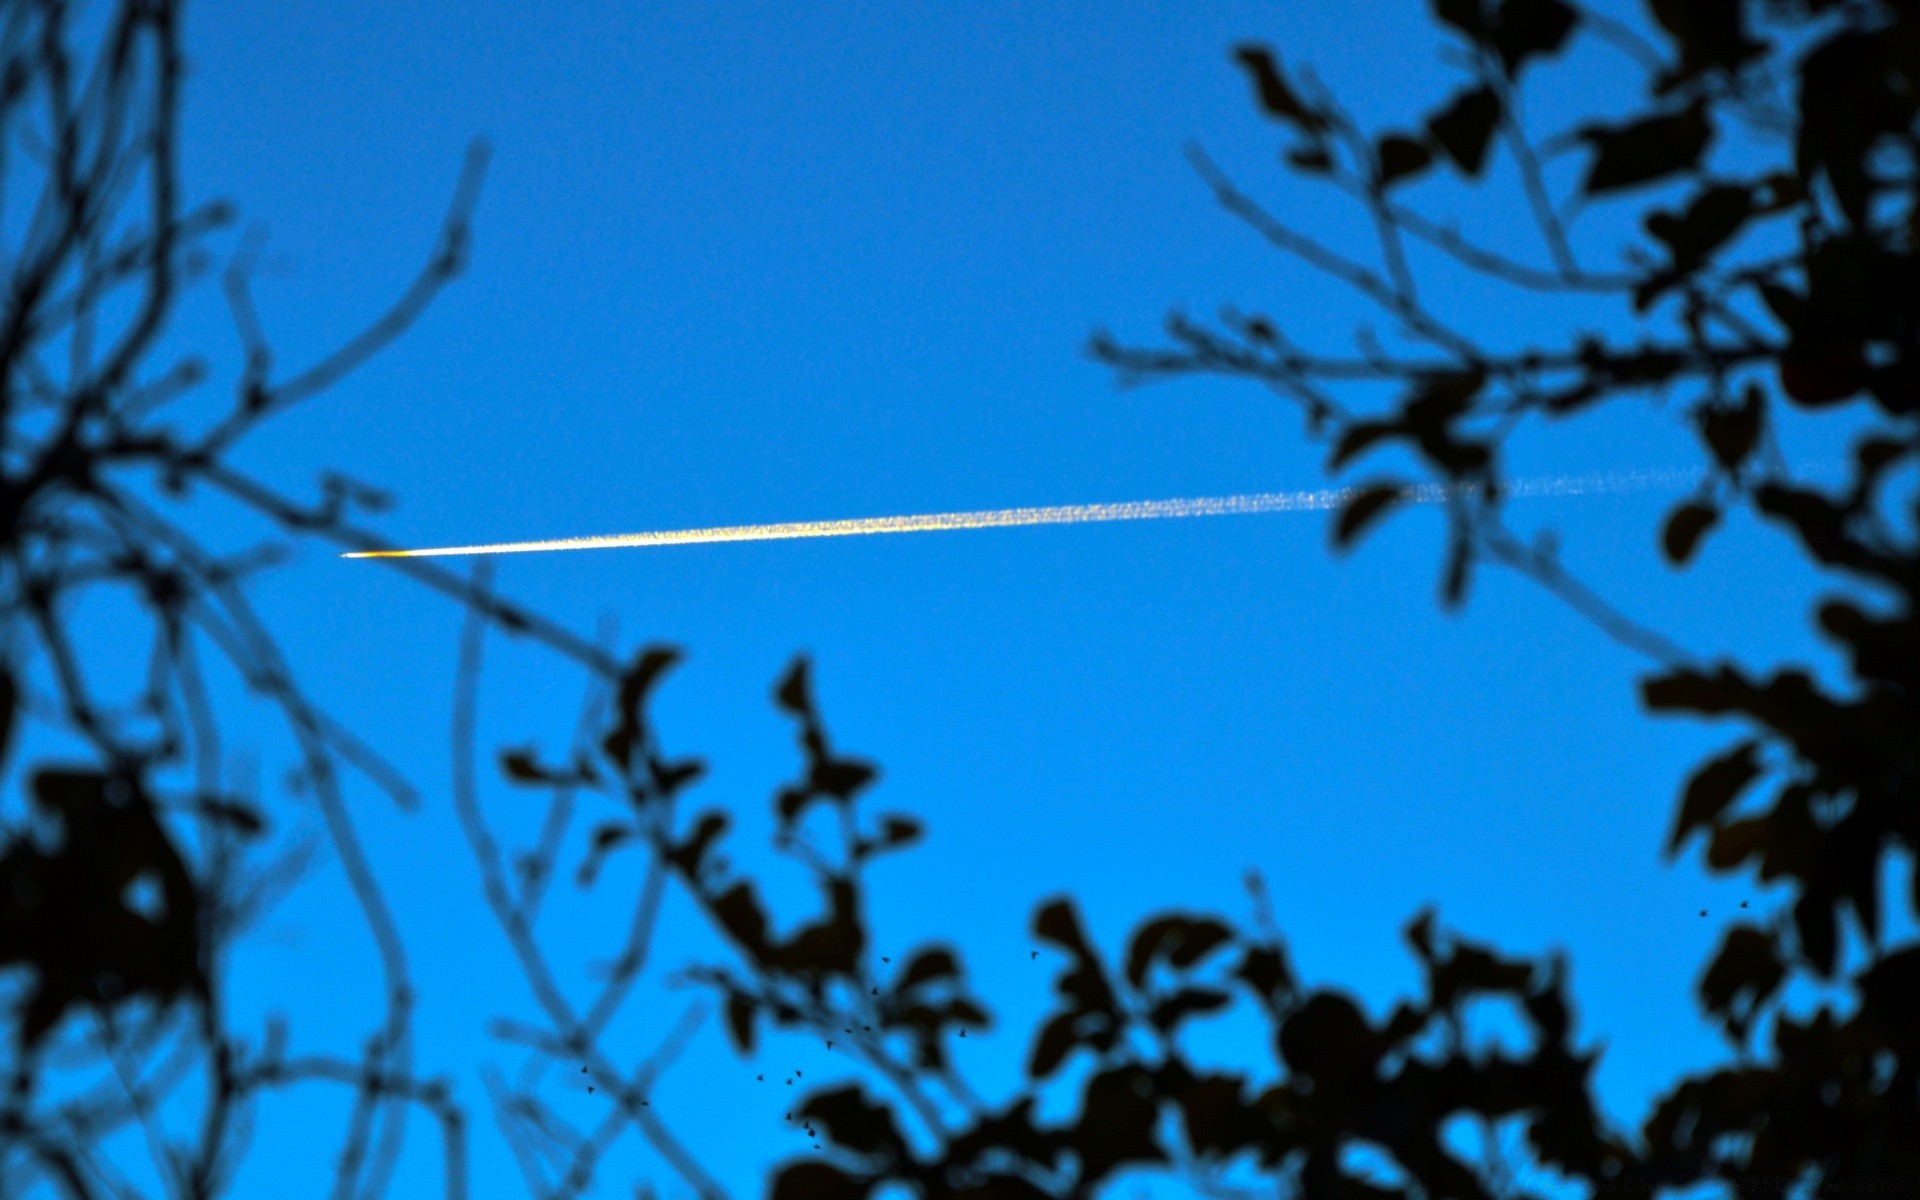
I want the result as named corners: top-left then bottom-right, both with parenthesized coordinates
top-left (897, 948), bottom-right (960, 991)
top-left (801, 1085), bottom-right (909, 1161)
top-left (1233, 944), bottom-right (1296, 1006)
top-left (1661, 500), bottom-right (1719, 565)
top-left (1033, 898), bottom-right (1090, 953)
top-left (500, 748), bottom-right (552, 785)
top-left (1426, 87), bottom-right (1501, 176)
top-left (811, 756), bottom-right (877, 801)
top-left (1028, 1012), bottom-right (1080, 1080)
top-left (1492, 0), bottom-right (1578, 75)
top-left (1432, 0), bottom-right (1486, 36)
top-left (1167, 920), bottom-right (1233, 970)
top-left (1649, 0), bottom-right (1766, 80)
top-left (1231, 46), bottom-right (1325, 132)
top-left (1334, 482), bottom-right (1407, 551)
top-left (1778, 345), bottom-right (1865, 407)
top-left (1124, 917), bottom-right (1181, 989)
top-left (1375, 134), bottom-right (1434, 189)
top-left (587, 821), bottom-right (633, 852)
top-left (725, 991), bottom-right (757, 1054)
top-left (1578, 100), bottom-right (1713, 196)
top-left (1666, 740), bottom-right (1763, 859)
top-left (576, 821), bottom-right (637, 887)
top-left (1696, 384), bottom-right (1764, 473)
top-left (878, 814), bottom-right (922, 849)
top-left (646, 755), bottom-right (706, 796)
top-left (1330, 420), bottom-right (1398, 470)
top-left (1147, 987), bottom-right (1232, 1034)
top-left (616, 647), bottom-right (683, 731)
top-left (1277, 991), bottom-right (1378, 1082)
top-left (1706, 816), bottom-right (1771, 871)
top-left (711, 882), bottom-right (770, 955)
top-left (1645, 184), bottom-right (1753, 273)
top-left (1072, 1066), bottom-right (1168, 1184)
top-left (774, 656), bottom-right (813, 716)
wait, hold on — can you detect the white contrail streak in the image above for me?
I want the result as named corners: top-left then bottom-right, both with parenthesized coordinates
top-left (341, 468), bottom-right (1696, 559)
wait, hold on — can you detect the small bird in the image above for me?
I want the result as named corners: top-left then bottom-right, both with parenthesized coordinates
top-left (871, 987), bottom-right (879, 995)
top-left (787, 1079), bottom-right (793, 1085)
top-left (795, 1070), bottom-right (802, 1077)
top-left (1031, 951), bottom-right (1038, 959)
top-left (958, 1030), bottom-right (966, 1038)
top-left (1740, 900), bottom-right (1749, 908)
top-left (580, 1066), bottom-right (587, 1073)
top-left (756, 1075), bottom-right (763, 1081)
top-left (1700, 910), bottom-right (1707, 917)
top-left (826, 1040), bottom-right (833, 1049)
top-left (881, 957), bottom-right (890, 963)
top-left (588, 1087), bottom-right (595, 1094)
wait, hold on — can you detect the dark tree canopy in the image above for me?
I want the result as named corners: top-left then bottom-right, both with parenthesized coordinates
top-left (2, 0), bottom-right (1916, 1197)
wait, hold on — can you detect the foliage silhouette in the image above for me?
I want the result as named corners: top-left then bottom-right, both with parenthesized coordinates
top-left (6, 0), bottom-right (1918, 1197)
top-left (600, 0), bottom-right (1913, 1194)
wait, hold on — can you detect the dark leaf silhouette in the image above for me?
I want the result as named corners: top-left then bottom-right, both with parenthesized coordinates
top-left (1433, 0), bottom-right (1487, 37)
top-left (1698, 925), bottom-right (1786, 1043)
top-left (575, 820), bottom-right (637, 886)
top-left (1232, 943), bottom-right (1297, 1010)
top-left (1375, 134), bottom-right (1434, 189)
top-left (726, 990), bottom-right (757, 1054)
top-left (800, 1085), bottom-right (910, 1162)
top-left (1071, 1066), bottom-right (1168, 1185)
top-left (896, 947), bottom-right (960, 991)
top-left (1491, 0), bottom-right (1578, 76)
top-left (1027, 1011), bottom-right (1080, 1080)
top-left (3, 771), bottom-right (203, 1048)
top-left (775, 655), bottom-right (814, 716)
top-left (1146, 986), bottom-right (1232, 1033)
top-left (1123, 913), bottom-right (1233, 988)
top-left (1426, 86), bottom-right (1501, 176)
top-left (1696, 384), bottom-right (1764, 474)
top-left (1666, 740), bottom-right (1763, 859)
top-left (1578, 100), bottom-right (1712, 195)
top-left (1661, 500), bottom-right (1720, 565)
top-left (1645, 183), bottom-right (1752, 268)
top-left (1278, 991), bottom-right (1380, 1085)
top-left (1334, 482), bottom-right (1408, 550)
top-left (1232, 45), bottom-right (1326, 133)
top-left (646, 754), bottom-right (706, 796)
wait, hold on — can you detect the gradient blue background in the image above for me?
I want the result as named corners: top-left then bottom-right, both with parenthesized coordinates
top-left (83, 1), bottom-right (1911, 1195)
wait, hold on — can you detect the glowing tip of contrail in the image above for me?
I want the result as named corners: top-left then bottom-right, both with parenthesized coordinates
top-left (341, 469), bottom-right (1696, 559)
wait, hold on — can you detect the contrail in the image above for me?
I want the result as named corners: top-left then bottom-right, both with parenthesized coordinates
top-left (341, 468), bottom-right (1697, 559)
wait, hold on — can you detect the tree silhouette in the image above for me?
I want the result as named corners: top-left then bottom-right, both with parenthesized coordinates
top-left (0, 2), bottom-right (610, 1195)
top-left (554, 0), bottom-right (1907, 1195)
top-left (5, 0), bottom-right (1916, 1197)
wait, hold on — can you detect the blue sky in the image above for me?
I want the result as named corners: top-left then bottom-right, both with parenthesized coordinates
top-left (71, 0), bottom-right (1909, 1195)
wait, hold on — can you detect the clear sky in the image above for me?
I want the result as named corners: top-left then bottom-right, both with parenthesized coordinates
top-left (100, 1), bottom-right (1909, 1196)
